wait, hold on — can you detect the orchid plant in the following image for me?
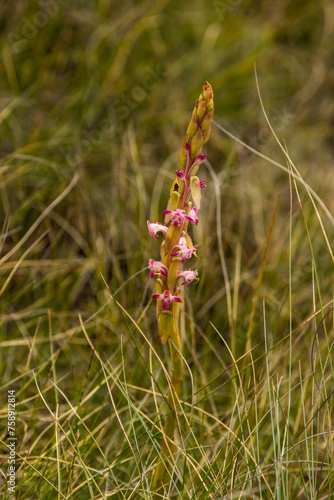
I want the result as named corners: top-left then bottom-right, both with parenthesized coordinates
top-left (147, 82), bottom-right (214, 493)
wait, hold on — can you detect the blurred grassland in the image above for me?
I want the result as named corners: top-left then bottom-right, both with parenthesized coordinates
top-left (0, 0), bottom-right (333, 498)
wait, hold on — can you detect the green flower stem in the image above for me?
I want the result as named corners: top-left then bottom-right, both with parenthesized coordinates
top-left (149, 82), bottom-right (213, 495)
top-left (152, 324), bottom-right (183, 493)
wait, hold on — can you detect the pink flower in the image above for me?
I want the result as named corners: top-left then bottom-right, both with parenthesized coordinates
top-left (148, 259), bottom-right (168, 278)
top-left (199, 180), bottom-right (206, 189)
top-left (171, 236), bottom-right (197, 263)
top-left (147, 221), bottom-right (168, 241)
top-left (177, 269), bottom-right (198, 287)
top-left (162, 208), bottom-right (186, 227)
top-left (184, 206), bottom-right (198, 225)
top-left (151, 290), bottom-right (182, 309)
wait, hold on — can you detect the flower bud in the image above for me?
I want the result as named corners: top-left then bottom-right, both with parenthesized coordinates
top-left (186, 107), bottom-right (198, 139)
top-left (199, 81), bottom-right (213, 113)
top-left (168, 257), bottom-right (181, 292)
top-left (190, 128), bottom-right (204, 160)
top-left (178, 82), bottom-right (214, 169)
top-left (200, 110), bottom-right (213, 142)
top-left (196, 100), bottom-right (207, 122)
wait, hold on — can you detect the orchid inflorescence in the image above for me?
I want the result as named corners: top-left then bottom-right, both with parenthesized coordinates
top-left (147, 82), bottom-right (213, 346)
top-left (149, 82), bottom-right (213, 493)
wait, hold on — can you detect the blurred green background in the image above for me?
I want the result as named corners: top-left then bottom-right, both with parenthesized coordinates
top-left (1, 0), bottom-right (332, 320)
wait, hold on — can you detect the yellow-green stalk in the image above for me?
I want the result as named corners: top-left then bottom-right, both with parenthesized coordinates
top-left (147, 82), bottom-right (213, 494)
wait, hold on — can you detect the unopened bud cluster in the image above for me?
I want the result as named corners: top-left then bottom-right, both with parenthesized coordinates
top-left (147, 82), bottom-right (213, 345)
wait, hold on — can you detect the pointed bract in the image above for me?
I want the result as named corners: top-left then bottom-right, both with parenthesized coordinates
top-left (190, 176), bottom-right (201, 209)
top-left (158, 310), bottom-right (174, 345)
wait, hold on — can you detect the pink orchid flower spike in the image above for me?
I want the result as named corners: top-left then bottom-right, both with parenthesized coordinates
top-left (150, 82), bottom-right (213, 492)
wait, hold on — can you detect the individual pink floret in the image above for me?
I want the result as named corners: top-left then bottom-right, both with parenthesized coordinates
top-left (162, 208), bottom-right (186, 227)
top-left (147, 221), bottom-right (168, 241)
top-left (184, 206), bottom-right (198, 225)
top-left (171, 236), bottom-right (197, 263)
top-left (151, 290), bottom-right (182, 309)
top-left (148, 259), bottom-right (168, 278)
top-left (177, 269), bottom-right (198, 287)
